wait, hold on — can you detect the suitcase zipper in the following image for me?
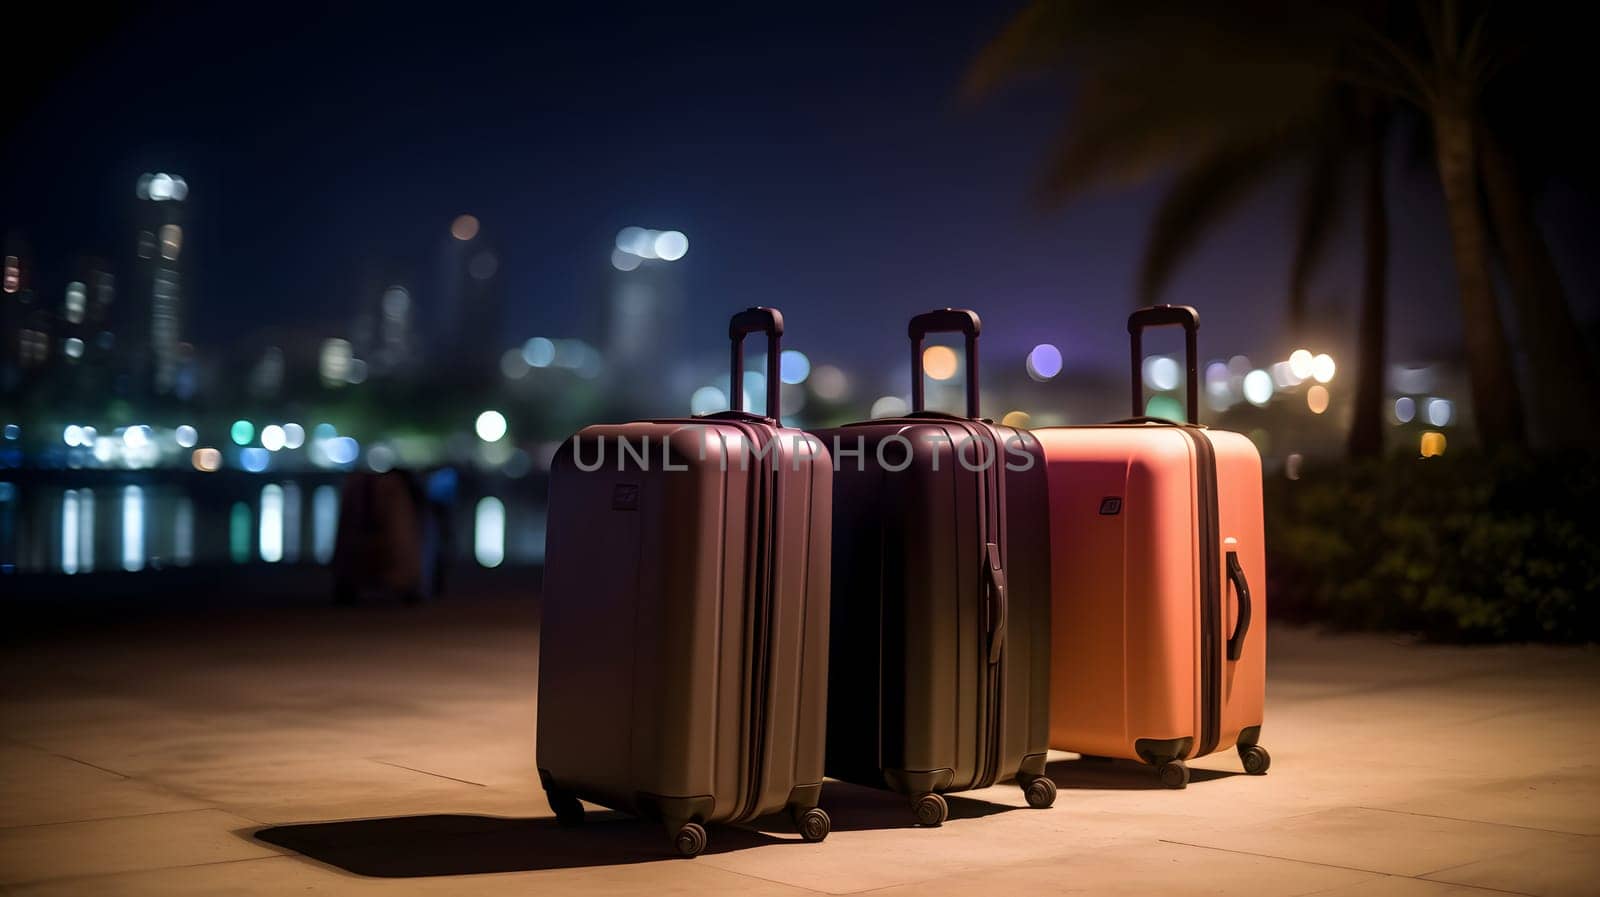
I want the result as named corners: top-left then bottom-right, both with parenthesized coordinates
top-left (736, 422), bottom-right (779, 822)
top-left (969, 421), bottom-right (1006, 791)
top-left (1186, 428), bottom-right (1223, 759)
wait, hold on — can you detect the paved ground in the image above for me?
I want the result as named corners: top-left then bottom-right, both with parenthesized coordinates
top-left (1, 595), bottom-right (1596, 896)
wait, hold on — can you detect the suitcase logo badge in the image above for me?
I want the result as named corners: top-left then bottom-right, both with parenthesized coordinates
top-left (611, 483), bottom-right (640, 510)
top-left (1098, 496), bottom-right (1123, 515)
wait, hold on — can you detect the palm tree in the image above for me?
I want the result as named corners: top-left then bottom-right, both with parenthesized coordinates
top-left (966, 1), bottom-right (1394, 454)
top-left (967, 0), bottom-right (1583, 452)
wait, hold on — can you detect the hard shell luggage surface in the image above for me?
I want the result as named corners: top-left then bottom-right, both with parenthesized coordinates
top-left (536, 308), bottom-right (834, 856)
top-left (1035, 306), bottom-right (1269, 789)
top-left (815, 309), bottom-right (1055, 826)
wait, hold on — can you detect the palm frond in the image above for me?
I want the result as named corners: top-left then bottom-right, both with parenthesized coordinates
top-left (1136, 135), bottom-right (1301, 305)
top-left (1288, 132), bottom-right (1352, 330)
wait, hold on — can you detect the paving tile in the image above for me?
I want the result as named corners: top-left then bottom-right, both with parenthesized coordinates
top-left (0, 809), bottom-right (279, 885)
top-left (861, 840), bottom-right (1377, 897)
top-left (1170, 806), bottom-right (1589, 878)
top-left (1422, 839), bottom-right (1600, 897)
top-left (1371, 765), bottom-right (1600, 836)
top-left (4, 614), bottom-right (1598, 896)
top-left (0, 743), bottom-right (209, 828)
top-left (6, 854), bottom-right (819, 897)
top-left (1300, 874), bottom-right (1528, 896)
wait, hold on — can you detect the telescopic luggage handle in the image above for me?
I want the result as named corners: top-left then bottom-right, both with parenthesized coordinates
top-left (1128, 304), bottom-right (1200, 424)
top-left (909, 308), bottom-right (981, 418)
top-left (729, 307), bottom-right (784, 418)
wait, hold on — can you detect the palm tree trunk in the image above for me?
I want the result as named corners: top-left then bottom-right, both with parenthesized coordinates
top-left (1431, 100), bottom-right (1526, 449)
top-left (1479, 127), bottom-right (1600, 448)
top-left (1348, 113), bottom-right (1388, 458)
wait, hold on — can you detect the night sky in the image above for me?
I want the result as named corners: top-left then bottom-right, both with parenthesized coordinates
top-left (5, 2), bottom-right (1597, 384)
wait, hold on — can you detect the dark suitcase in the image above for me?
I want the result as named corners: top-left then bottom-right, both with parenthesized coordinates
top-left (813, 309), bottom-right (1055, 826)
top-left (536, 308), bottom-right (834, 857)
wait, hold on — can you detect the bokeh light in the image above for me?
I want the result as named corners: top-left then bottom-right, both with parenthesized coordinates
top-left (260, 424), bottom-right (286, 452)
top-left (923, 346), bottom-right (959, 381)
top-left (282, 423), bottom-right (306, 449)
top-left (1420, 431), bottom-right (1447, 457)
top-left (1001, 410), bottom-right (1031, 428)
top-left (1307, 384), bottom-right (1330, 414)
top-left (1026, 344), bottom-right (1062, 381)
top-left (690, 386), bottom-right (728, 415)
top-left (610, 248), bottom-right (641, 271)
top-left (1145, 394), bottom-right (1185, 422)
top-left (175, 424), bottom-right (198, 448)
top-left (810, 365), bottom-right (849, 401)
top-left (871, 395), bottom-right (909, 418)
top-left (450, 214), bottom-right (480, 241)
top-left (191, 447), bottom-right (221, 472)
top-left (230, 420), bottom-right (255, 446)
top-left (654, 230), bottom-right (689, 261)
top-left (1243, 370), bottom-right (1274, 406)
top-left (475, 410), bottom-right (508, 442)
top-left (523, 337), bottom-right (556, 368)
top-left (325, 437), bottom-right (360, 465)
top-left (1143, 356), bottom-right (1180, 391)
top-left (1425, 397), bottom-right (1453, 427)
top-left (1311, 353), bottom-right (1336, 383)
top-left (240, 447), bottom-right (270, 473)
top-left (780, 350), bottom-right (811, 385)
top-left (1288, 349), bottom-right (1314, 380)
top-left (1394, 396), bottom-right (1416, 423)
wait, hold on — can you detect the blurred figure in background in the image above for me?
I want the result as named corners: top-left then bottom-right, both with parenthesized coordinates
top-left (332, 469), bottom-right (428, 605)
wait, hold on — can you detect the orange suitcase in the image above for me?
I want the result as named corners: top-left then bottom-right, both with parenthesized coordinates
top-left (1034, 306), bottom-right (1269, 788)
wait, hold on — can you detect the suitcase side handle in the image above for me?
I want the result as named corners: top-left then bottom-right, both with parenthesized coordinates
top-left (984, 542), bottom-right (1006, 664)
top-left (729, 307), bottom-right (784, 417)
top-left (1128, 304), bottom-right (1200, 423)
top-left (909, 308), bottom-right (982, 418)
top-left (1225, 549), bottom-right (1252, 661)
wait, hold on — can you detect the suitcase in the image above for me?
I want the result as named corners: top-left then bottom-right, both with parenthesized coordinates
top-left (814, 309), bottom-right (1056, 826)
top-left (536, 308), bottom-right (834, 856)
top-left (1034, 305), bottom-right (1269, 788)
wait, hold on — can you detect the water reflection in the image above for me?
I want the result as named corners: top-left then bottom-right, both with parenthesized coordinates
top-left (230, 502), bottom-right (252, 564)
top-left (474, 496), bottom-right (505, 568)
top-left (174, 497), bottom-right (194, 567)
top-left (3, 474), bottom-right (544, 575)
top-left (62, 489), bottom-right (80, 574)
top-left (122, 485), bottom-right (145, 572)
top-left (312, 485), bottom-right (337, 564)
top-left (260, 484), bottom-right (284, 563)
top-left (282, 483), bottom-right (302, 564)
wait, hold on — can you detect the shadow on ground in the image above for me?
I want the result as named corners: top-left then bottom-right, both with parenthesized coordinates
top-left (811, 779), bottom-right (1020, 831)
top-left (253, 813), bottom-right (788, 876)
top-left (1046, 756), bottom-right (1240, 790)
top-left (253, 782), bottom-right (1025, 877)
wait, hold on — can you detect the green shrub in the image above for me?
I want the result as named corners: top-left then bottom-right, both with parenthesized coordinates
top-left (1265, 452), bottom-right (1600, 642)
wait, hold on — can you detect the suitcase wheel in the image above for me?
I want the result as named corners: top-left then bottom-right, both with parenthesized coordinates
top-left (548, 791), bottom-right (584, 826)
top-left (673, 821), bottom-right (707, 858)
top-left (1157, 761), bottom-right (1190, 789)
top-left (792, 806), bottom-right (831, 843)
top-left (1238, 744), bottom-right (1272, 776)
top-left (1023, 776), bottom-right (1057, 809)
top-left (912, 792), bottom-right (948, 827)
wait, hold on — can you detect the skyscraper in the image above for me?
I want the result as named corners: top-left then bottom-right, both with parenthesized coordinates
top-left (606, 227), bottom-right (688, 374)
top-left (134, 172), bottom-right (187, 394)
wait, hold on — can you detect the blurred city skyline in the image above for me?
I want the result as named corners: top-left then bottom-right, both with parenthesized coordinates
top-left (8, 1), bottom-right (1598, 383)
